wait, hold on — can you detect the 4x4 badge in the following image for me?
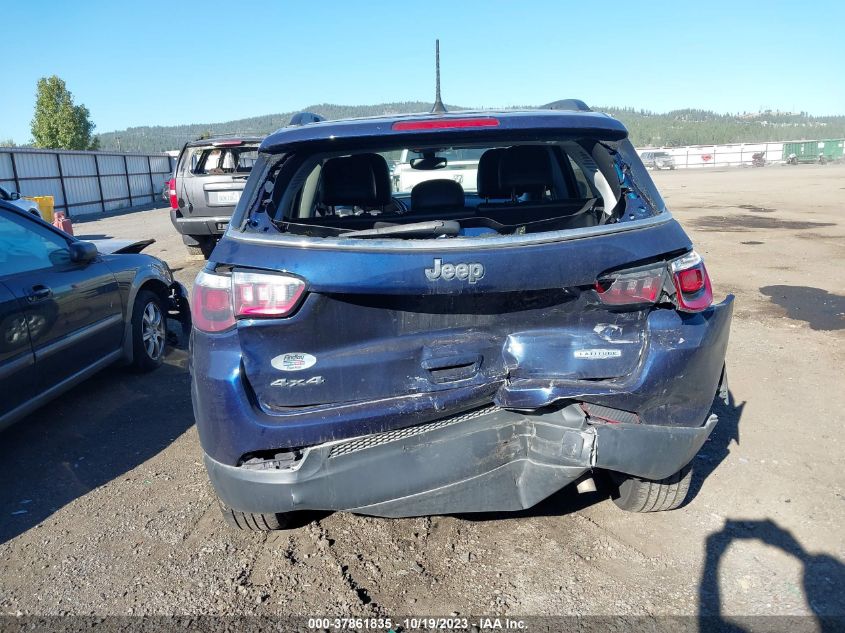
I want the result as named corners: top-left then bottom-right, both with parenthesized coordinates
top-left (425, 258), bottom-right (485, 284)
top-left (271, 376), bottom-right (324, 387)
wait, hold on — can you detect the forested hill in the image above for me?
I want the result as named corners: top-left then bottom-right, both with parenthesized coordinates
top-left (95, 102), bottom-right (845, 153)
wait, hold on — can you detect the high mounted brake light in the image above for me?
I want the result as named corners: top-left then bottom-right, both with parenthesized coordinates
top-left (191, 270), bottom-right (306, 333)
top-left (392, 118), bottom-right (500, 131)
top-left (211, 140), bottom-right (244, 147)
top-left (670, 250), bottom-right (713, 312)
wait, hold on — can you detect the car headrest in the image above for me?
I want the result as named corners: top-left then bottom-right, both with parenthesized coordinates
top-left (411, 179), bottom-right (465, 211)
top-left (476, 148), bottom-right (510, 198)
top-left (321, 153), bottom-right (391, 207)
top-left (498, 146), bottom-right (553, 192)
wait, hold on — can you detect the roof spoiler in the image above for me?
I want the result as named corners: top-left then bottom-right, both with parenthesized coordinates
top-left (542, 99), bottom-right (592, 112)
top-left (288, 112), bottom-right (326, 126)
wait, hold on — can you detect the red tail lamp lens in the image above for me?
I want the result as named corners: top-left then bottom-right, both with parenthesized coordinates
top-left (232, 271), bottom-right (305, 317)
top-left (168, 178), bottom-right (178, 210)
top-left (192, 271), bottom-right (235, 332)
top-left (191, 271), bottom-right (307, 333)
top-left (595, 267), bottom-right (664, 306)
top-left (670, 251), bottom-right (713, 312)
top-left (677, 267), bottom-right (705, 293)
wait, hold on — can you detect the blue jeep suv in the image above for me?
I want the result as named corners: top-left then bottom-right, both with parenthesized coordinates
top-left (189, 104), bottom-right (733, 530)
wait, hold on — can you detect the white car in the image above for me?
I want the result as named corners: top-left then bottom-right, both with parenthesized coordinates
top-left (0, 185), bottom-right (41, 217)
top-left (640, 150), bottom-right (676, 170)
top-left (391, 148), bottom-right (485, 193)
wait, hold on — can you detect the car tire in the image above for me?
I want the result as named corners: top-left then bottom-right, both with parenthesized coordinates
top-left (218, 501), bottom-right (291, 531)
top-left (610, 463), bottom-right (692, 512)
top-left (130, 290), bottom-right (166, 372)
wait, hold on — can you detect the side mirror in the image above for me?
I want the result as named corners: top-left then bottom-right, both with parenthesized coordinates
top-left (10, 192), bottom-right (20, 200)
top-left (69, 241), bottom-right (98, 264)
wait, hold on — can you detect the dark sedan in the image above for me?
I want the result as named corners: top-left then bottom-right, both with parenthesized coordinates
top-left (0, 201), bottom-right (189, 430)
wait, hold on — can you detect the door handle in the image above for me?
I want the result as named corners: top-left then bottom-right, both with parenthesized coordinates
top-left (28, 285), bottom-right (53, 302)
top-left (421, 354), bottom-right (482, 384)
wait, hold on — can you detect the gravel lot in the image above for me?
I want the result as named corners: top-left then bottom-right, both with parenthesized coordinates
top-left (1, 165), bottom-right (843, 625)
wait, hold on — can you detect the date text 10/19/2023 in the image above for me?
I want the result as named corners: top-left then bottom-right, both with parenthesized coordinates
top-left (306, 617), bottom-right (528, 630)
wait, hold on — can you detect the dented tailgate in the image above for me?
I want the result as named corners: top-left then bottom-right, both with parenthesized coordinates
top-left (215, 216), bottom-right (725, 428)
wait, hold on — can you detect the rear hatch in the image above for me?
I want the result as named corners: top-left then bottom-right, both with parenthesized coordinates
top-left (176, 139), bottom-right (259, 220)
top-left (230, 232), bottom-right (684, 411)
top-left (203, 114), bottom-right (712, 418)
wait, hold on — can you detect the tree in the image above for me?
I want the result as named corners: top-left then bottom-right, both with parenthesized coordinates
top-left (30, 76), bottom-right (98, 150)
top-left (0, 139), bottom-right (16, 147)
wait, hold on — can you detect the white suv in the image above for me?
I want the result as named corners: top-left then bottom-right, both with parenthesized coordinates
top-left (391, 147), bottom-right (486, 193)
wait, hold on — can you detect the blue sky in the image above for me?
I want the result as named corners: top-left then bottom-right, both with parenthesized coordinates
top-left (2, 0), bottom-right (843, 143)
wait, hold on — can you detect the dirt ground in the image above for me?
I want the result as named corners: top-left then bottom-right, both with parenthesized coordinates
top-left (0, 165), bottom-right (843, 626)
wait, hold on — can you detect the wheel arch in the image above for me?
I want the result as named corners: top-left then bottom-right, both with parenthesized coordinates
top-left (120, 274), bottom-right (172, 364)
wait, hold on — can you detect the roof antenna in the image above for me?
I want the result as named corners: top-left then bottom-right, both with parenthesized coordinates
top-left (430, 39), bottom-right (447, 114)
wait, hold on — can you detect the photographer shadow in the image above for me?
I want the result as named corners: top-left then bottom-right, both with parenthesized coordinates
top-left (699, 519), bottom-right (845, 631)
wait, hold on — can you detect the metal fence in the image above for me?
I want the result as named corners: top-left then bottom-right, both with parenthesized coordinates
top-left (0, 148), bottom-right (175, 218)
top-left (639, 142), bottom-right (785, 169)
top-left (639, 139), bottom-right (843, 169)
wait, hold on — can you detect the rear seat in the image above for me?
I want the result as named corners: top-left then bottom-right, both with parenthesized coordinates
top-left (410, 179), bottom-right (466, 213)
top-left (320, 153), bottom-right (392, 210)
top-left (475, 146), bottom-right (598, 228)
top-left (476, 148), bottom-right (512, 200)
top-left (297, 149), bottom-right (596, 233)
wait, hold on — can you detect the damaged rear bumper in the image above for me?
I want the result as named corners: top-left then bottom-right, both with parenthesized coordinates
top-left (205, 404), bottom-right (718, 518)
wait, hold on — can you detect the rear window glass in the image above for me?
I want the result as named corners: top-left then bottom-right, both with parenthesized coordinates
top-left (181, 146), bottom-right (258, 175)
top-left (247, 137), bottom-right (662, 242)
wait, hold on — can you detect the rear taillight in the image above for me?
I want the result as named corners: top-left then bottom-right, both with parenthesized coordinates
top-left (595, 266), bottom-right (665, 306)
top-left (192, 271), bottom-right (235, 332)
top-left (232, 271), bottom-right (305, 317)
top-left (168, 178), bottom-right (178, 210)
top-left (191, 270), bottom-right (306, 333)
top-left (595, 250), bottom-right (714, 312)
top-left (670, 251), bottom-right (713, 312)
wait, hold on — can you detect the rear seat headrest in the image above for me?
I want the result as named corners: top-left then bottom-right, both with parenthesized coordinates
top-left (321, 153), bottom-right (391, 207)
top-left (498, 146), bottom-right (553, 192)
top-left (411, 179), bottom-right (465, 211)
top-left (476, 148), bottom-right (510, 198)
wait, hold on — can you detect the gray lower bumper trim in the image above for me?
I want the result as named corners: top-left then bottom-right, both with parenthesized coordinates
top-left (205, 406), bottom-right (717, 518)
top-left (171, 214), bottom-right (230, 235)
